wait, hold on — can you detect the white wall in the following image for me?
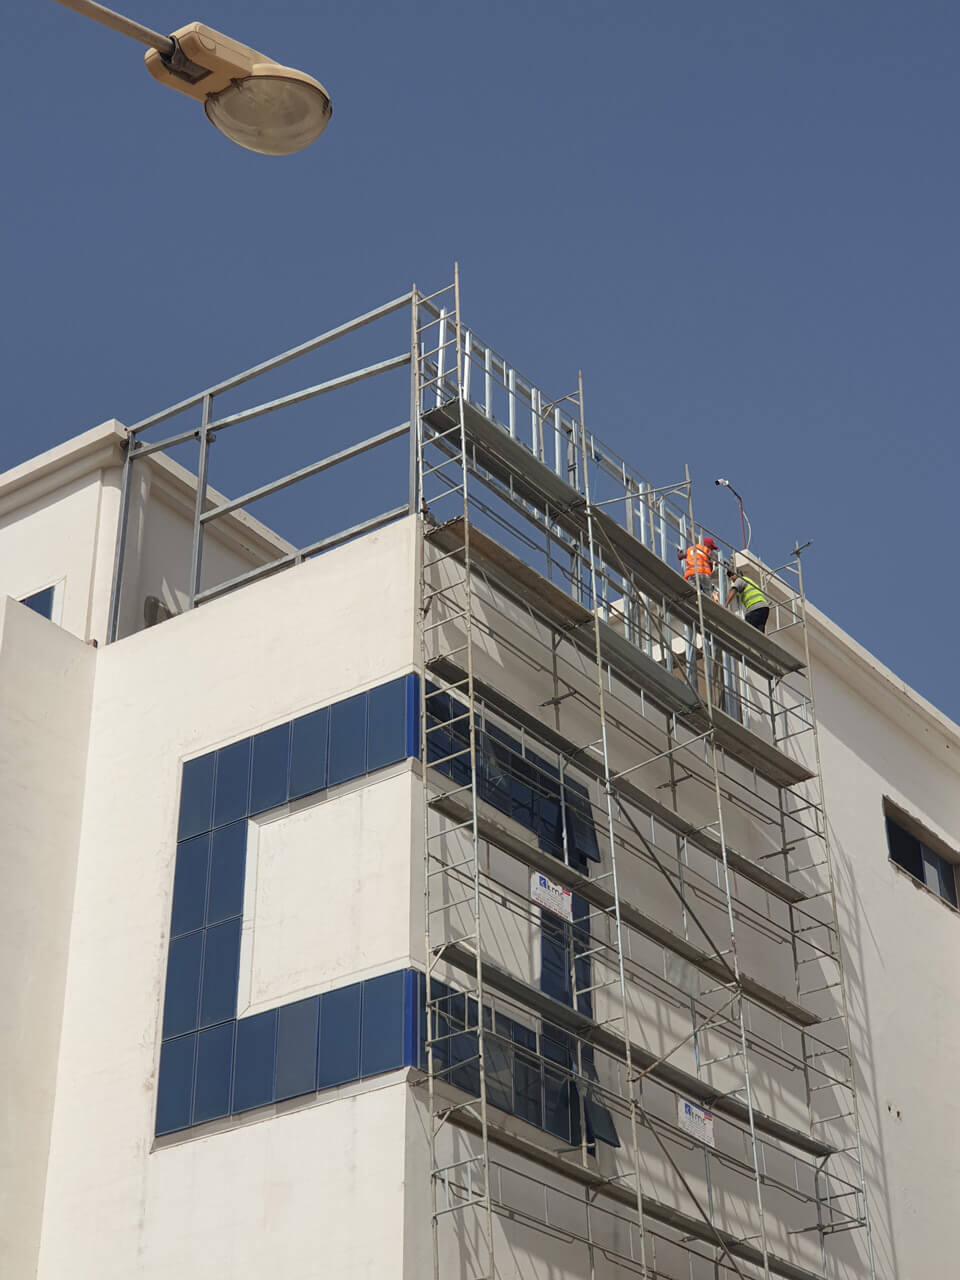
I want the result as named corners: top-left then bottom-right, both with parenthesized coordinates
top-left (0, 420), bottom-right (297, 650)
top-left (0, 426), bottom-right (123, 643)
top-left (240, 771), bottom-right (417, 1017)
top-left (813, 627), bottom-right (960, 1280)
top-left (0, 599), bottom-right (96, 1280)
top-left (35, 517), bottom-right (419, 1279)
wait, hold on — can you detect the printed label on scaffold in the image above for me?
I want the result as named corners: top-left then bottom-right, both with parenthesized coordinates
top-left (530, 872), bottom-right (573, 922)
top-left (677, 1097), bottom-right (715, 1147)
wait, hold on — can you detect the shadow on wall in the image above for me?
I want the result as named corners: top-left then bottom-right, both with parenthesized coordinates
top-left (828, 814), bottom-right (898, 1280)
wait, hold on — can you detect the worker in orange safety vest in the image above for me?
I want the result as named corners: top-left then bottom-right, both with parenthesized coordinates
top-left (677, 536), bottom-right (719, 600)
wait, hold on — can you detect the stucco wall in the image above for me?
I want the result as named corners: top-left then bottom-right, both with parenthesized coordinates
top-left (813, 632), bottom-right (960, 1280)
top-left (0, 599), bottom-right (96, 1279)
top-left (35, 518), bottom-right (418, 1279)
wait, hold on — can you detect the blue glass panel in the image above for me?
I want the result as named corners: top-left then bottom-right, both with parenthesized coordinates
top-left (251, 723), bottom-right (291, 816)
top-left (510, 1023), bottom-right (542, 1128)
top-left (510, 757), bottom-right (537, 831)
top-left (573, 895), bottom-right (593, 1018)
top-left (328, 693), bottom-right (367, 786)
top-left (536, 786), bottom-right (564, 860)
top-left (318, 982), bottom-right (362, 1088)
top-left (199, 918), bottom-right (241, 1028)
top-left (485, 1013), bottom-right (515, 1113)
top-left (275, 997), bottom-right (320, 1101)
top-left (360, 971), bottom-right (405, 1076)
top-left (289, 707), bottom-right (329, 799)
top-left (583, 1090), bottom-right (620, 1147)
top-left (426, 979), bottom-right (451, 1075)
top-left (542, 1025), bottom-right (574, 1145)
top-left (213, 739), bottom-right (251, 828)
top-left (194, 1022), bottom-right (235, 1124)
top-left (367, 678), bottom-right (407, 772)
top-left (541, 914), bottom-right (572, 1006)
top-left (171, 834), bottom-right (210, 938)
top-left (565, 784), bottom-right (601, 864)
top-left (156, 1033), bottom-right (197, 1135)
top-left (480, 731), bottom-right (514, 817)
top-left (207, 822), bottom-right (247, 926)
top-left (405, 673), bottom-right (420, 761)
top-left (163, 930), bottom-right (203, 1038)
top-left (178, 753), bottom-right (216, 841)
top-left (426, 687), bottom-right (471, 787)
top-left (404, 969), bottom-right (423, 1069)
top-left (233, 1010), bottom-right (278, 1113)
top-left (21, 586), bottom-right (55, 619)
top-left (447, 992), bottom-right (480, 1096)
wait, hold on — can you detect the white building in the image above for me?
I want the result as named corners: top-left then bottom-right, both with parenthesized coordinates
top-left (1, 282), bottom-right (957, 1280)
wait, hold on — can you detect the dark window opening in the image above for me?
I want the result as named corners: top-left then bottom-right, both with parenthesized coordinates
top-left (20, 586), bottom-right (55, 620)
top-left (885, 812), bottom-right (958, 909)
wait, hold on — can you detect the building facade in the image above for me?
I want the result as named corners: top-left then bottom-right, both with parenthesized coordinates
top-left (1, 283), bottom-right (957, 1279)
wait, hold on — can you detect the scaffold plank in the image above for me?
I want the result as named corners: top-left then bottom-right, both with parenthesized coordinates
top-left (424, 399), bottom-right (805, 678)
top-left (429, 518), bottom-right (701, 716)
top-left (436, 940), bottom-right (835, 1162)
top-left (430, 787), bottom-right (820, 1028)
top-left (427, 655), bottom-right (805, 905)
top-left (429, 516), bottom-right (812, 787)
top-left (448, 1073), bottom-right (832, 1280)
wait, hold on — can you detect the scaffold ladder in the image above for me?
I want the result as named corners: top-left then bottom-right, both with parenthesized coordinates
top-left (415, 268), bottom-right (497, 1280)
top-left (572, 371), bottom-right (652, 1279)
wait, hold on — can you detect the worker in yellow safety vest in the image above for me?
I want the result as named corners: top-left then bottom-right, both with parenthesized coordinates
top-left (677, 536), bottom-right (719, 600)
top-left (725, 570), bottom-right (769, 633)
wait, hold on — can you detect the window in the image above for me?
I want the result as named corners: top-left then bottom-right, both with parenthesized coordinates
top-left (885, 807), bottom-right (958, 909)
top-left (20, 585), bottom-right (57, 621)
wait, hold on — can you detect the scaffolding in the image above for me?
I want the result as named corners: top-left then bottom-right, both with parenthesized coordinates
top-left (105, 273), bottom-right (877, 1280)
top-left (414, 271), bottom-right (876, 1280)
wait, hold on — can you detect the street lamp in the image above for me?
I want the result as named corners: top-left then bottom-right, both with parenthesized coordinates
top-left (53, 1), bottom-right (332, 155)
top-left (714, 477), bottom-right (751, 550)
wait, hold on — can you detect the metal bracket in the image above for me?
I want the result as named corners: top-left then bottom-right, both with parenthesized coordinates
top-left (159, 36), bottom-right (212, 86)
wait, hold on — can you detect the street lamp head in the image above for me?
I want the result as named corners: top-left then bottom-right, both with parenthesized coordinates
top-left (715, 478), bottom-right (729, 488)
top-left (144, 23), bottom-right (331, 155)
top-left (204, 69), bottom-right (332, 156)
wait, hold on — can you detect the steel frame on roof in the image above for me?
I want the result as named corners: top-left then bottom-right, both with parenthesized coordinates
top-left (106, 291), bottom-right (415, 642)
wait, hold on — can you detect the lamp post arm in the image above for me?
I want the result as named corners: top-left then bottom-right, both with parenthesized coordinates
top-left (52, 0), bottom-right (174, 56)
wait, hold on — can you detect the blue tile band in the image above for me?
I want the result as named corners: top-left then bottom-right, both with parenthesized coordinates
top-left (157, 674), bottom-right (419, 1136)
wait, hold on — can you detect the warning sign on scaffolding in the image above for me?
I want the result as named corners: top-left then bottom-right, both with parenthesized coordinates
top-left (677, 1097), bottom-right (715, 1147)
top-left (531, 871), bottom-right (573, 922)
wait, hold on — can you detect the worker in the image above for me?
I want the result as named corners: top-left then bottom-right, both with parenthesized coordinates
top-left (725, 569), bottom-right (769, 633)
top-left (677, 536), bottom-right (719, 600)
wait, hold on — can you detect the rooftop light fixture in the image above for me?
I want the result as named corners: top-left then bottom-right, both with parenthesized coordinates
top-left (53, 1), bottom-right (332, 155)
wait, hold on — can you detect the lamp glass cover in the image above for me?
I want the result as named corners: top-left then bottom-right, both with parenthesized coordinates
top-left (205, 74), bottom-right (332, 156)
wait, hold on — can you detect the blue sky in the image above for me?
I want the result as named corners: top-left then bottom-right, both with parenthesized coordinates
top-left (5, 2), bottom-right (958, 718)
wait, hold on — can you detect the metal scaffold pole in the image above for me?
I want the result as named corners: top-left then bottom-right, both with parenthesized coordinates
top-left (417, 266), bottom-right (497, 1280)
top-left (684, 472), bottom-right (773, 1280)
top-left (574, 371), bottom-right (649, 1280)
